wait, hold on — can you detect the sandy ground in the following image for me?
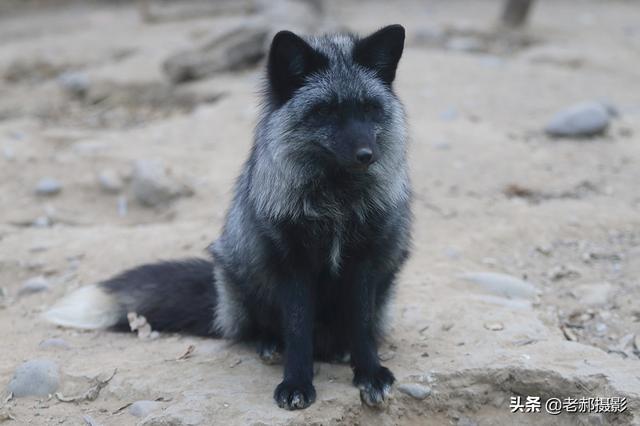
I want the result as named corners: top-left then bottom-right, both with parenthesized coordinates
top-left (1, 1), bottom-right (640, 425)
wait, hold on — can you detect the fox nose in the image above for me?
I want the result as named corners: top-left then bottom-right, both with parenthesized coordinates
top-left (355, 147), bottom-right (374, 165)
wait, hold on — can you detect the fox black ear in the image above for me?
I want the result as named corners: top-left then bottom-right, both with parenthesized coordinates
top-left (267, 30), bottom-right (327, 105)
top-left (353, 24), bottom-right (405, 85)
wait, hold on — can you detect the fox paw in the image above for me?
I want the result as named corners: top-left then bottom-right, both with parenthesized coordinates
top-left (353, 366), bottom-right (395, 408)
top-left (274, 380), bottom-right (316, 410)
top-left (257, 339), bottom-right (283, 365)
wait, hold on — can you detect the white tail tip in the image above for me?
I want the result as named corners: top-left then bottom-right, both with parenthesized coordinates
top-left (43, 285), bottom-right (121, 329)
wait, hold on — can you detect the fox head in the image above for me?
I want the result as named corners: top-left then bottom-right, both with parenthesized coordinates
top-left (263, 25), bottom-right (406, 172)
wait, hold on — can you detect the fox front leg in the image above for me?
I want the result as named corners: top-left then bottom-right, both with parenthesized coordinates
top-left (273, 277), bottom-right (316, 410)
top-left (347, 268), bottom-right (395, 407)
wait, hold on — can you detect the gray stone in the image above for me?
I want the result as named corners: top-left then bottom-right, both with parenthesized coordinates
top-left (57, 71), bottom-right (90, 98)
top-left (33, 216), bottom-right (52, 228)
top-left (131, 160), bottom-right (189, 207)
top-left (97, 169), bottom-right (123, 194)
top-left (457, 416), bottom-right (479, 426)
top-left (163, 24), bottom-right (270, 83)
top-left (573, 282), bottom-right (613, 306)
top-left (446, 36), bottom-right (485, 53)
top-left (397, 383), bottom-right (431, 400)
top-left (82, 414), bottom-right (101, 426)
top-left (129, 400), bottom-right (164, 418)
top-left (39, 338), bottom-right (70, 350)
top-left (18, 276), bottom-right (50, 296)
top-left (459, 272), bottom-right (538, 300)
top-left (545, 101), bottom-right (611, 137)
top-left (8, 359), bottom-right (60, 397)
top-left (35, 178), bottom-right (62, 196)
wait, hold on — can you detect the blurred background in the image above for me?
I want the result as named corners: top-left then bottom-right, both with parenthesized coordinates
top-left (1, 1), bottom-right (639, 425)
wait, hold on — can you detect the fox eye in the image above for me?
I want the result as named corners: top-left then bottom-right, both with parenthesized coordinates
top-left (313, 104), bottom-right (333, 117)
top-left (363, 102), bottom-right (381, 114)
top-left (311, 104), bottom-right (334, 118)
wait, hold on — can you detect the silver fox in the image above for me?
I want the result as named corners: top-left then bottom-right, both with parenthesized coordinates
top-left (46, 25), bottom-right (412, 410)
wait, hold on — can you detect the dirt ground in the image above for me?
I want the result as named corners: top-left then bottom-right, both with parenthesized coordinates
top-left (1, 1), bottom-right (639, 425)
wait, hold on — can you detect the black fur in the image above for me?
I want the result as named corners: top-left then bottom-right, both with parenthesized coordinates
top-left (267, 30), bottom-right (329, 106)
top-left (102, 259), bottom-right (218, 337)
top-left (353, 24), bottom-right (405, 85)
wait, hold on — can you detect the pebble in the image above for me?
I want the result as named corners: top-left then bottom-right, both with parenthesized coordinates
top-left (573, 282), bottom-right (613, 306)
top-left (129, 400), bottom-right (164, 418)
top-left (397, 383), bottom-right (432, 400)
top-left (39, 338), bottom-right (70, 350)
top-left (33, 216), bottom-right (52, 228)
top-left (57, 71), bottom-right (90, 98)
top-left (131, 160), bottom-right (188, 207)
top-left (545, 101), bottom-right (612, 137)
top-left (594, 323), bottom-right (608, 336)
top-left (97, 169), bottom-right (123, 194)
top-left (35, 178), bottom-right (62, 196)
top-left (18, 276), bottom-right (50, 296)
top-left (82, 414), bottom-right (100, 426)
top-left (483, 321), bottom-right (505, 331)
top-left (547, 264), bottom-right (580, 281)
top-left (457, 416), bottom-right (479, 426)
top-left (446, 36), bottom-right (485, 53)
top-left (117, 196), bottom-right (128, 217)
top-left (3, 145), bottom-right (15, 161)
top-left (8, 359), bottom-right (60, 397)
top-left (459, 272), bottom-right (538, 300)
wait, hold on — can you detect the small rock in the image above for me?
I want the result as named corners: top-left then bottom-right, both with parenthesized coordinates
top-left (97, 169), bottom-right (123, 194)
top-left (129, 400), bottom-right (163, 418)
top-left (457, 416), bottom-right (479, 426)
top-left (117, 196), bottom-right (128, 217)
top-left (459, 272), bottom-right (538, 299)
top-left (3, 145), bottom-right (15, 161)
top-left (163, 24), bottom-right (270, 83)
top-left (548, 264), bottom-right (580, 281)
top-left (573, 282), bottom-right (613, 306)
top-left (378, 350), bottom-right (396, 361)
top-left (446, 36), bottom-right (485, 53)
top-left (18, 276), bottom-right (50, 296)
top-left (35, 178), bottom-right (62, 196)
top-left (8, 359), bottom-right (60, 397)
top-left (397, 383), bottom-right (431, 400)
top-left (483, 321), bottom-right (504, 331)
top-left (82, 414), bottom-right (100, 426)
top-left (131, 160), bottom-right (190, 207)
top-left (39, 338), bottom-right (70, 350)
top-left (594, 322), bottom-right (608, 336)
top-left (413, 27), bottom-right (447, 45)
top-left (33, 216), bottom-right (52, 228)
top-left (545, 101), bottom-right (612, 137)
top-left (535, 244), bottom-right (553, 256)
top-left (57, 71), bottom-right (90, 98)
